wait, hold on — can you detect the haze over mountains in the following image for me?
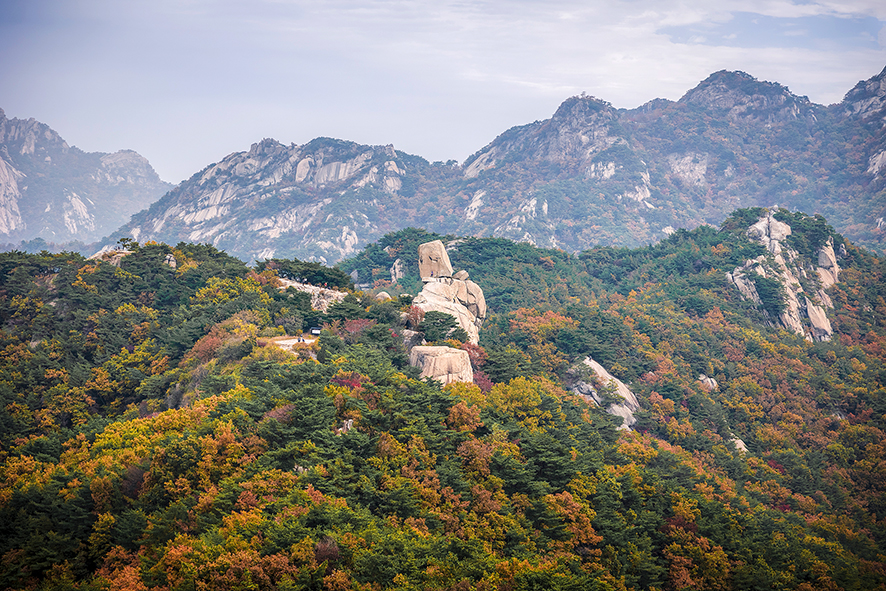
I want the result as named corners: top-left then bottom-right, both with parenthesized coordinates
top-left (0, 109), bottom-right (171, 246)
top-left (3, 66), bottom-right (886, 260)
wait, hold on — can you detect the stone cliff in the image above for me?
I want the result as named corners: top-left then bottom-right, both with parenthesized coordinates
top-left (569, 357), bottom-right (641, 430)
top-left (726, 209), bottom-right (838, 342)
top-left (277, 278), bottom-right (348, 312)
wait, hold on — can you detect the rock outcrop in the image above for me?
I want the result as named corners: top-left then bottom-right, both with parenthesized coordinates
top-left (88, 248), bottom-right (134, 267)
top-left (408, 346), bottom-right (473, 385)
top-left (569, 357), bottom-right (641, 430)
top-left (278, 278), bottom-right (347, 312)
top-left (698, 374), bottom-right (719, 391)
top-left (418, 240), bottom-right (454, 278)
top-left (411, 241), bottom-right (486, 344)
top-left (842, 65), bottom-right (886, 120)
top-left (726, 209), bottom-right (838, 342)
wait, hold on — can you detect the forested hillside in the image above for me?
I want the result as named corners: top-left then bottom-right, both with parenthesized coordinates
top-left (1, 209), bottom-right (885, 590)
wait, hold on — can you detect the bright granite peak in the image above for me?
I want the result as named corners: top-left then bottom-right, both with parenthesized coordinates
top-left (107, 64), bottom-right (886, 261)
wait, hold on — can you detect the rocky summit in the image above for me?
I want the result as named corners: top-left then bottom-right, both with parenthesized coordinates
top-left (102, 66), bottom-right (886, 261)
top-left (0, 109), bottom-right (171, 245)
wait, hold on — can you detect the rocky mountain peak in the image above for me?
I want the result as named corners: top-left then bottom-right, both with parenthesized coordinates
top-left (248, 137), bottom-right (287, 158)
top-left (680, 70), bottom-right (812, 123)
top-left (551, 94), bottom-right (615, 128)
top-left (0, 109), bottom-right (172, 245)
top-left (841, 65), bottom-right (886, 120)
top-left (463, 94), bottom-right (620, 178)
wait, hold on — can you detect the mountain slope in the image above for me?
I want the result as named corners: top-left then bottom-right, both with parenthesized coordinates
top-left (1, 209), bottom-right (886, 589)
top-left (0, 108), bottom-right (172, 244)
top-left (115, 67), bottom-right (886, 262)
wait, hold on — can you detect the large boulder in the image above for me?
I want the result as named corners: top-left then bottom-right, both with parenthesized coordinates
top-left (408, 346), bottom-right (473, 384)
top-left (418, 240), bottom-right (454, 279)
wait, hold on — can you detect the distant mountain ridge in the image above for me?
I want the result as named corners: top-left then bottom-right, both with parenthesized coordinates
top-left (108, 66), bottom-right (886, 262)
top-left (0, 108), bottom-right (171, 245)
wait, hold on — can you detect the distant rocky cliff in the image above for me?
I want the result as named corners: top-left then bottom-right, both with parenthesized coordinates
top-left (0, 109), bottom-right (171, 245)
top-left (118, 138), bottom-right (410, 263)
top-left (112, 66), bottom-right (886, 260)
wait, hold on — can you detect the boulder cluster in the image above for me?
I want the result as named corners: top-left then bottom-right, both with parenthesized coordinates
top-left (406, 240), bottom-right (487, 385)
top-left (411, 240), bottom-right (486, 345)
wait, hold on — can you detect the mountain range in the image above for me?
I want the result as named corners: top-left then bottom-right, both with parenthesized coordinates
top-left (0, 109), bottom-right (171, 245)
top-left (3, 66), bottom-right (886, 261)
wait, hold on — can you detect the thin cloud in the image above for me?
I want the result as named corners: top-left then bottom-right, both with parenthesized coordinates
top-left (0, 0), bottom-right (883, 182)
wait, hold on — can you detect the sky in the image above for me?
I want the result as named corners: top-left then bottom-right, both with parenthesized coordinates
top-left (1, 0), bottom-right (885, 184)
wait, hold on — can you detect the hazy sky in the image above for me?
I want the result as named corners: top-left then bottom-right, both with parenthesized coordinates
top-left (1, 0), bottom-right (885, 183)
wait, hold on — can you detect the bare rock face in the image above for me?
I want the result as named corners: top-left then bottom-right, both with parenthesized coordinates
top-left (418, 240), bottom-right (454, 279)
top-left (278, 278), bottom-right (347, 312)
top-left (408, 346), bottom-right (473, 384)
top-left (725, 261), bottom-right (765, 307)
top-left (698, 374), bottom-right (719, 391)
top-left (727, 209), bottom-right (838, 342)
top-left (817, 238), bottom-right (840, 289)
top-left (805, 296), bottom-right (834, 341)
top-left (412, 241), bottom-right (487, 344)
top-left (569, 357), bottom-right (640, 430)
top-left (390, 258), bottom-right (405, 283)
top-left (413, 279), bottom-right (483, 344)
top-left (730, 437), bottom-right (749, 453)
top-left (88, 248), bottom-right (133, 267)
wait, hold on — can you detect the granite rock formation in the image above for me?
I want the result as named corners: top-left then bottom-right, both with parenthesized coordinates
top-left (411, 240), bottom-right (486, 344)
top-left (277, 278), bottom-right (347, 312)
top-left (569, 357), bottom-right (641, 430)
top-left (408, 346), bottom-right (473, 385)
top-left (726, 209), bottom-right (837, 342)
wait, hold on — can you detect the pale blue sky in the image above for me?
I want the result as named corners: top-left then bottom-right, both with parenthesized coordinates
top-left (1, 0), bottom-right (884, 183)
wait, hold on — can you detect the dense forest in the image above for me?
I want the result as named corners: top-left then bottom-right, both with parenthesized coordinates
top-left (1, 209), bottom-right (885, 590)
